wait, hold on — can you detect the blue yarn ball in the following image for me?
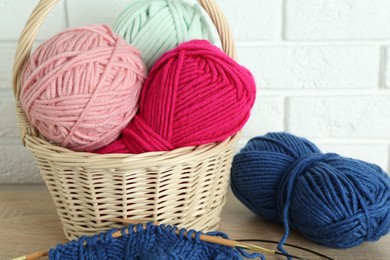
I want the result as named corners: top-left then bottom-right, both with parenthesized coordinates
top-left (231, 132), bottom-right (390, 248)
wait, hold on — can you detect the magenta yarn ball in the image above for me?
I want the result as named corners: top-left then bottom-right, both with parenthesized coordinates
top-left (20, 25), bottom-right (147, 152)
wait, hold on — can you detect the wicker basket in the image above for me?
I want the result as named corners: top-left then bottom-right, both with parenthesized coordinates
top-left (12, 0), bottom-right (239, 240)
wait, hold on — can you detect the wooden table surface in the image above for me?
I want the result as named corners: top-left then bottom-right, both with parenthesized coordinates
top-left (0, 185), bottom-right (389, 260)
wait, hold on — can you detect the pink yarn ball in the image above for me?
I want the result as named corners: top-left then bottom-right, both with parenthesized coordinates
top-left (20, 25), bottom-right (147, 152)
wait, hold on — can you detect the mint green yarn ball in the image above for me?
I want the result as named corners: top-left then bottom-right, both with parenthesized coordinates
top-left (114, 0), bottom-right (217, 69)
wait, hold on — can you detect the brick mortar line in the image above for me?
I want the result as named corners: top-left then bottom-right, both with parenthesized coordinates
top-left (236, 40), bottom-right (390, 47)
top-left (255, 89), bottom-right (390, 96)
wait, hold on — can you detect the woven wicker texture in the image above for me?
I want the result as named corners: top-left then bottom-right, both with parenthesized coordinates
top-left (12, 0), bottom-right (238, 240)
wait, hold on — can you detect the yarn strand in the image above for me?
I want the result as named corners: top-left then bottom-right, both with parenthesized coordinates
top-left (277, 153), bottom-right (333, 254)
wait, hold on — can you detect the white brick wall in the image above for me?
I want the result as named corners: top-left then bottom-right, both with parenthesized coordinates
top-left (287, 96), bottom-right (390, 138)
top-left (216, 0), bottom-right (283, 40)
top-left (285, 0), bottom-right (390, 40)
top-left (0, 0), bottom-right (67, 41)
top-left (66, 0), bottom-right (130, 27)
top-left (238, 45), bottom-right (379, 89)
top-left (1, 0), bottom-right (390, 183)
top-left (0, 43), bottom-right (16, 90)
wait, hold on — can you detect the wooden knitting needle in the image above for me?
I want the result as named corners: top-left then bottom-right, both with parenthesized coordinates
top-left (11, 250), bottom-right (48, 260)
top-left (115, 218), bottom-right (307, 260)
top-left (12, 219), bottom-right (307, 260)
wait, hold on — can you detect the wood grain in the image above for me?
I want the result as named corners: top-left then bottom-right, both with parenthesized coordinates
top-left (0, 185), bottom-right (389, 260)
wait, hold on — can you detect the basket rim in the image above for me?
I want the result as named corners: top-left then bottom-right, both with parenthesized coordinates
top-left (24, 131), bottom-right (241, 168)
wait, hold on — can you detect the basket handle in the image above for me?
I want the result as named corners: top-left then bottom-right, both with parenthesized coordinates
top-left (11, 0), bottom-right (236, 145)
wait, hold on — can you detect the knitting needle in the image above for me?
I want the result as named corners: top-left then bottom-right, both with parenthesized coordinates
top-left (12, 219), bottom-right (307, 260)
top-left (11, 250), bottom-right (48, 260)
top-left (115, 218), bottom-right (307, 260)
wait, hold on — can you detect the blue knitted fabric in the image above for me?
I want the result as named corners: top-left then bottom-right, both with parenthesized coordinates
top-left (49, 223), bottom-right (264, 260)
top-left (231, 132), bottom-right (390, 251)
